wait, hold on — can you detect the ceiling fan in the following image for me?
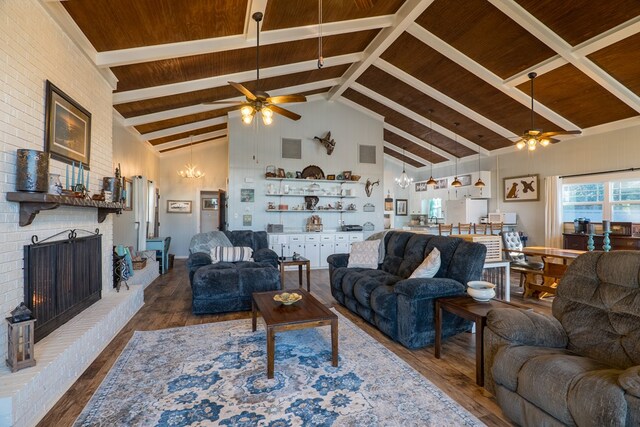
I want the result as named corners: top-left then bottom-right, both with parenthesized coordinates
top-left (515, 72), bottom-right (581, 151)
top-left (204, 12), bottom-right (306, 125)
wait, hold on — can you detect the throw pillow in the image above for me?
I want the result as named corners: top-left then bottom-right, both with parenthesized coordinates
top-left (347, 240), bottom-right (381, 269)
top-left (366, 231), bottom-right (388, 264)
top-left (409, 248), bottom-right (441, 279)
top-left (210, 246), bottom-right (253, 263)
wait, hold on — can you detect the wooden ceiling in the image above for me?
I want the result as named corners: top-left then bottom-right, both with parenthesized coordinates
top-left (50, 0), bottom-right (640, 165)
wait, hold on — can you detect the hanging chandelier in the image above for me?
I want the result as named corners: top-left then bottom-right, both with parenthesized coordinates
top-left (426, 109), bottom-right (437, 186)
top-left (395, 148), bottom-right (414, 189)
top-left (451, 122), bottom-right (462, 187)
top-left (177, 136), bottom-right (205, 179)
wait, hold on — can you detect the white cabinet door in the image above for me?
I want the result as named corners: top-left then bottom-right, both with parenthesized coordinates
top-left (306, 242), bottom-right (321, 268)
top-left (335, 242), bottom-right (349, 255)
top-left (320, 242), bottom-right (333, 268)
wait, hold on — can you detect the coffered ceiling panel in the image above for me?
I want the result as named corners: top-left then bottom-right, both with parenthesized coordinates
top-left (344, 89), bottom-right (476, 158)
top-left (588, 32), bottom-right (640, 98)
top-left (357, 66), bottom-right (513, 150)
top-left (384, 130), bottom-right (447, 164)
top-left (63, 0), bottom-right (248, 51)
top-left (515, 64), bottom-right (638, 128)
top-left (115, 65), bottom-right (349, 118)
top-left (415, 0), bottom-right (556, 79)
top-left (384, 147), bottom-right (426, 168)
top-left (380, 32), bottom-right (563, 135)
top-left (263, 0), bottom-right (405, 30)
top-left (514, 0), bottom-right (640, 46)
top-left (112, 30), bottom-right (377, 92)
top-left (149, 124), bottom-right (227, 146)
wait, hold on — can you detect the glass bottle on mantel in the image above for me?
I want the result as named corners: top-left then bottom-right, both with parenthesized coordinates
top-left (48, 173), bottom-right (62, 195)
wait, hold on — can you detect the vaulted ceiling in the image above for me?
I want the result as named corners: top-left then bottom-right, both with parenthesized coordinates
top-left (45, 0), bottom-right (640, 167)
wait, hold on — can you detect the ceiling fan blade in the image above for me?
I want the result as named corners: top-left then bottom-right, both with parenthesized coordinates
top-left (270, 105), bottom-right (301, 121)
top-left (266, 94), bottom-right (307, 104)
top-left (540, 130), bottom-right (582, 138)
top-left (548, 138), bottom-right (561, 144)
top-left (229, 81), bottom-right (257, 101)
top-left (202, 100), bottom-right (244, 105)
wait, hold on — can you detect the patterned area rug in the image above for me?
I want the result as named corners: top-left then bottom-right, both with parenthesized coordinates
top-left (74, 310), bottom-right (484, 426)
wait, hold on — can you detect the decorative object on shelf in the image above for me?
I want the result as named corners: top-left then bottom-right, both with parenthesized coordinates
top-left (167, 200), bottom-right (192, 214)
top-left (326, 174), bottom-right (335, 180)
top-left (365, 179), bottom-right (379, 197)
top-left (304, 196), bottom-right (319, 210)
top-left (313, 131), bottom-right (336, 155)
top-left (504, 174), bottom-right (540, 202)
top-left (394, 148), bottom-right (413, 189)
top-left (474, 135), bottom-right (486, 190)
top-left (123, 177), bottom-right (133, 211)
top-left (515, 72), bottom-right (581, 151)
top-left (102, 177), bottom-right (122, 202)
top-left (286, 171), bottom-right (294, 178)
top-left (587, 224), bottom-right (595, 251)
top-left (292, 252), bottom-right (301, 260)
top-left (241, 188), bottom-right (255, 203)
top-left (6, 303), bottom-right (36, 372)
top-left (16, 149), bottom-right (49, 192)
top-left (467, 281), bottom-right (496, 302)
top-left (44, 80), bottom-right (92, 168)
top-left (48, 173), bottom-right (63, 195)
top-left (347, 203), bottom-right (357, 211)
top-left (267, 224), bottom-right (283, 233)
top-left (306, 215), bottom-right (323, 232)
top-left (337, 174), bottom-right (344, 180)
top-left (267, 202), bottom-right (276, 210)
top-left (265, 165), bottom-right (276, 178)
top-left (343, 171), bottom-right (352, 180)
top-left (277, 168), bottom-right (286, 178)
top-left (603, 220), bottom-right (611, 252)
top-left (205, 12), bottom-right (306, 125)
top-left (384, 197), bottom-right (393, 212)
top-left (177, 136), bottom-right (205, 179)
top-left (301, 165), bottom-right (325, 179)
top-left (362, 221), bottom-right (375, 231)
top-left (273, 292), bottom-right (302, 305)
top-left (351, 174), bottom-right (361, 181)
top-left (363, 203), bottom-right (375, 212)
top-left (396, 199), bottom-right (408, 216)
top-left (336, 201), bottom-right (343, 210)
top-left (278, 204), bottom-right (289, 210)
top-left (91, 191), bottom-right (105, 201)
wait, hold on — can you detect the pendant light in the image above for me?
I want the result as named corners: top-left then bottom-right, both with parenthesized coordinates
top-left (451, 122), bottom-right (462, 187)
top-left (177, 136), bottom-right (205, 179)
top-left (395, 148), bottom-right (414, 189)
top-left (475, 135), bottom-right (485, 190)
top-left (426, 109), bottom-right (437, 186)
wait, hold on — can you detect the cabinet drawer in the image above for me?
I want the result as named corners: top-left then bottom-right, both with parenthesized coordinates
top-left (305, 235), bottom-right (320, 242)
top-left (335, 234), bottom-right (348, 242)
top-left (289, 235), bottom-right (304, 242)
top-left (349, 234), bottom-right (363, 241)
top-left (321, 234), bottom-right (335, 242)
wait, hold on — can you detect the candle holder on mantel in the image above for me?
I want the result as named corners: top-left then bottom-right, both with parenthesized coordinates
top-left (602, 220), bottom-right (611, 252)
top-left (5, 303), bottom-right (37, 373)
top-left (587, 224), bottom-right (595, 252)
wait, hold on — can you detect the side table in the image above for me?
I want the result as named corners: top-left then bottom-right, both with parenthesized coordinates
top-left (435, 296), bottom-right (531, 386)
top-left (277, 257), bottom-right (311, 291)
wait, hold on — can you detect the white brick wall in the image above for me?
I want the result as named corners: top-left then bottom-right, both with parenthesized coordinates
top-left (0, 0), bottom-right (114, 366)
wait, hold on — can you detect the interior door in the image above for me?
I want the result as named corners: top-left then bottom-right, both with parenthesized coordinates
top-left (218, 189), bottom-right (227, 231)
top-left (200, 191), bottom-right (220, 233)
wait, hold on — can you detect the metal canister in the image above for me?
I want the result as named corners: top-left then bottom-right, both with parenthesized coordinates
top-left (16, 149), bottom-right (49, 192)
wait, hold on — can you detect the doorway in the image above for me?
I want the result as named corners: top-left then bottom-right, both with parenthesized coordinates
top-left (200, 191), bottom-right (220, 233)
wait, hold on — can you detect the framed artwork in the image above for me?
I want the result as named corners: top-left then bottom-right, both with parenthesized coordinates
top-left (458, 174), bottom-right (472, 187)
top-left (434, 178), bottom-right (448, 189)
top-left (343, 171), bottom-right (352, 180)
top-left (277, 168), bottom-right (286, 178)
top-left (240, 188), bottom-right (255, 202)
top-left (167, 200), bottom-right (192, 213)
top-left (415, 182), bottom-right (429, 192)
top-left (44, 80), bottom-right (92, 168)
top-left (243, 214), bottom-right (252, 226)
top-left (123, 177), bottom-right (133, 211)
top-left (384, 197), bottom-right (394, 211)
top-left (395, 199), bottom-right (408, 216)
top-left (503, 174), bottom-right (540, 202)
top-left (202, 197), bottom-right (218, 210)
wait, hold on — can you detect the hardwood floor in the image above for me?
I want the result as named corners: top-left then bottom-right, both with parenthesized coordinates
top-left (38, 260), bottom-right (550, 426)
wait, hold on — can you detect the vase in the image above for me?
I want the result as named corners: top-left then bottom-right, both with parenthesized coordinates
top-left (48, 173), bottom-right (63, 195)
top-left (102, 177), bottom-right (122, 202)
top-left (16, 149), bottom-right (49, 192)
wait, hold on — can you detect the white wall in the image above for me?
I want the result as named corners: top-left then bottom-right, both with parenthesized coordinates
top-left (0, 0), bottom-right (114, 362)
top-left (112, 120), bottom-right (160, 248)
top-left (383, 157), bottom-right (413, 228)
top-left (416, 124), bottom-right (640, 245)
top-left (157, 138), bottom-right (229, 257)
top-left (227, 100), bottom-right (385, 233)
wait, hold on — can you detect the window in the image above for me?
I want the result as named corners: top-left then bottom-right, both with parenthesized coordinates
top-left (611, 180), bottom-right (640, 221)
top-left (561, 183), bottom-right (604, 222)
top-left (562, 176), bottom-right (640, 223)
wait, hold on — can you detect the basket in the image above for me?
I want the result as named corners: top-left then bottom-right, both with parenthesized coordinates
top-left (450, 234), bottom-right (502, 262)
top-left (132, 258), bottom-right (147, 270)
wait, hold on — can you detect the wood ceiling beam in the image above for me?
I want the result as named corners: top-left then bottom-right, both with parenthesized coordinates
top-left (112, 52), bottom-right (362, 104)
top-left (159, 135), bottom-right (227, 153)
top-left (336, 97), bottom-right (386, 122)
top-left (405, 23), bottom-right (581, 131)
top-left (351, 83), bottom-right (490, 156)
top-left (489, 0), bottom-right (640, 114)
top-left (141, 117), bottom-right (227, 141)
top-left (383, 143), bottom-right (428, 167)
top-left (375, 59), bottom-right (519, 142)
top-left (327, 0), bottom-right (435, 101)
top-left (245, 0), bottom-right (269, 41)
top-left (383, 123), bottom-right (455, 162)
top-left (123, 78), bottom-right (340, 126)
top-left (153, 129), bottom-right (228, 152)
top-left (95, 15), bottom-right (391, 68)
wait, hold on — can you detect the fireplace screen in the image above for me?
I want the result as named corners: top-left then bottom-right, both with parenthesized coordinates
top-left (24, 232), bottom-right (102, 342)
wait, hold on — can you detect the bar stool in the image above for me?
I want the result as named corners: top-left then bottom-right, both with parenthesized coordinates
top-left (458, 223), bottom-right (473, 234)
top-left (489, 222), bottom-right (504, 235)
top-left (474, 223), bottom-right (489, 235)
top-left (439, 224), bottom-right (453, 235)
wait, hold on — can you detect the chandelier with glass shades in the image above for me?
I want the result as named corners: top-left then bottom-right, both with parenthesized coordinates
top-left (177, 137), bottom-right (205, 179)
top-left (395, 148), bottom-right (414, 189)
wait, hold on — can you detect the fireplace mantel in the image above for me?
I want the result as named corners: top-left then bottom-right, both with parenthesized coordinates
top-left (6, 192), bottom-right (123, 226)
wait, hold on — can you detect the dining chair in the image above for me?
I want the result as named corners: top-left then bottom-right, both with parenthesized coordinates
top-left (489, 222), bottom-right (504, 235)
top-left (474, 223), bottom-right (488, 235)
top-left (439, 224), bottom-right (453, 236)
top-left (500, 231), bottom-right (544, 288)
top-left (458, 223), bottom-right (473, 234)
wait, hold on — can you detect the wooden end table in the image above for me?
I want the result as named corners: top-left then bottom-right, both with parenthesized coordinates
top-left (277, 256), bottom-right (311, 291)
top-left (435, 296), bottom-right (532, 386)
top-left (251, 289), bottom-right (338, 378)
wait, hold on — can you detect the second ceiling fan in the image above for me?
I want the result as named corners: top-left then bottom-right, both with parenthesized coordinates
top-left (205, 12), bottom-right (307, 125)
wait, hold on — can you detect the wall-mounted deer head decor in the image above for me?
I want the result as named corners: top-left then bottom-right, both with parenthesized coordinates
top-left (313, 131), bottom-right (336, 155)
top-left (365, 179), bottom-right (379, 197)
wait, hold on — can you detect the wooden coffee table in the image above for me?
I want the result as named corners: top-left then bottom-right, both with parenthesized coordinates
top-left (435, 296), bottom-right (532, 386)
top-left (277, 256), bottom-right (311, 291)
top-left (251, 289), bottom-right (338, 378)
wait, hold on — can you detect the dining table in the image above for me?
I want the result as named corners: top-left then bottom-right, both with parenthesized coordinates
top-left (503, 246), bottom-right (586, 298)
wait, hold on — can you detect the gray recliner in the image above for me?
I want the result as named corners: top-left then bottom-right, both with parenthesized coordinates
top-left (500, 231), bottom-right (543, 287)
top-left (484, 251), bottom-right (640, 426)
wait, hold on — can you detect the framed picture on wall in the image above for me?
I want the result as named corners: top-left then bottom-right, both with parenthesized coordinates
top-left (395, 199), bottom-right (408, 216)
top-left (202, 197), bottom-right (218, 210)
top-left (503, 174), bottom-right (540, 202)
top-left (384, 197), bottom-right (394, 212)
top-left (167, 200), bottom-right (192, 213)
top-left (240, 188), bottom-right (255, 202)
top-left (123, 177), bottom-right (133, 211)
